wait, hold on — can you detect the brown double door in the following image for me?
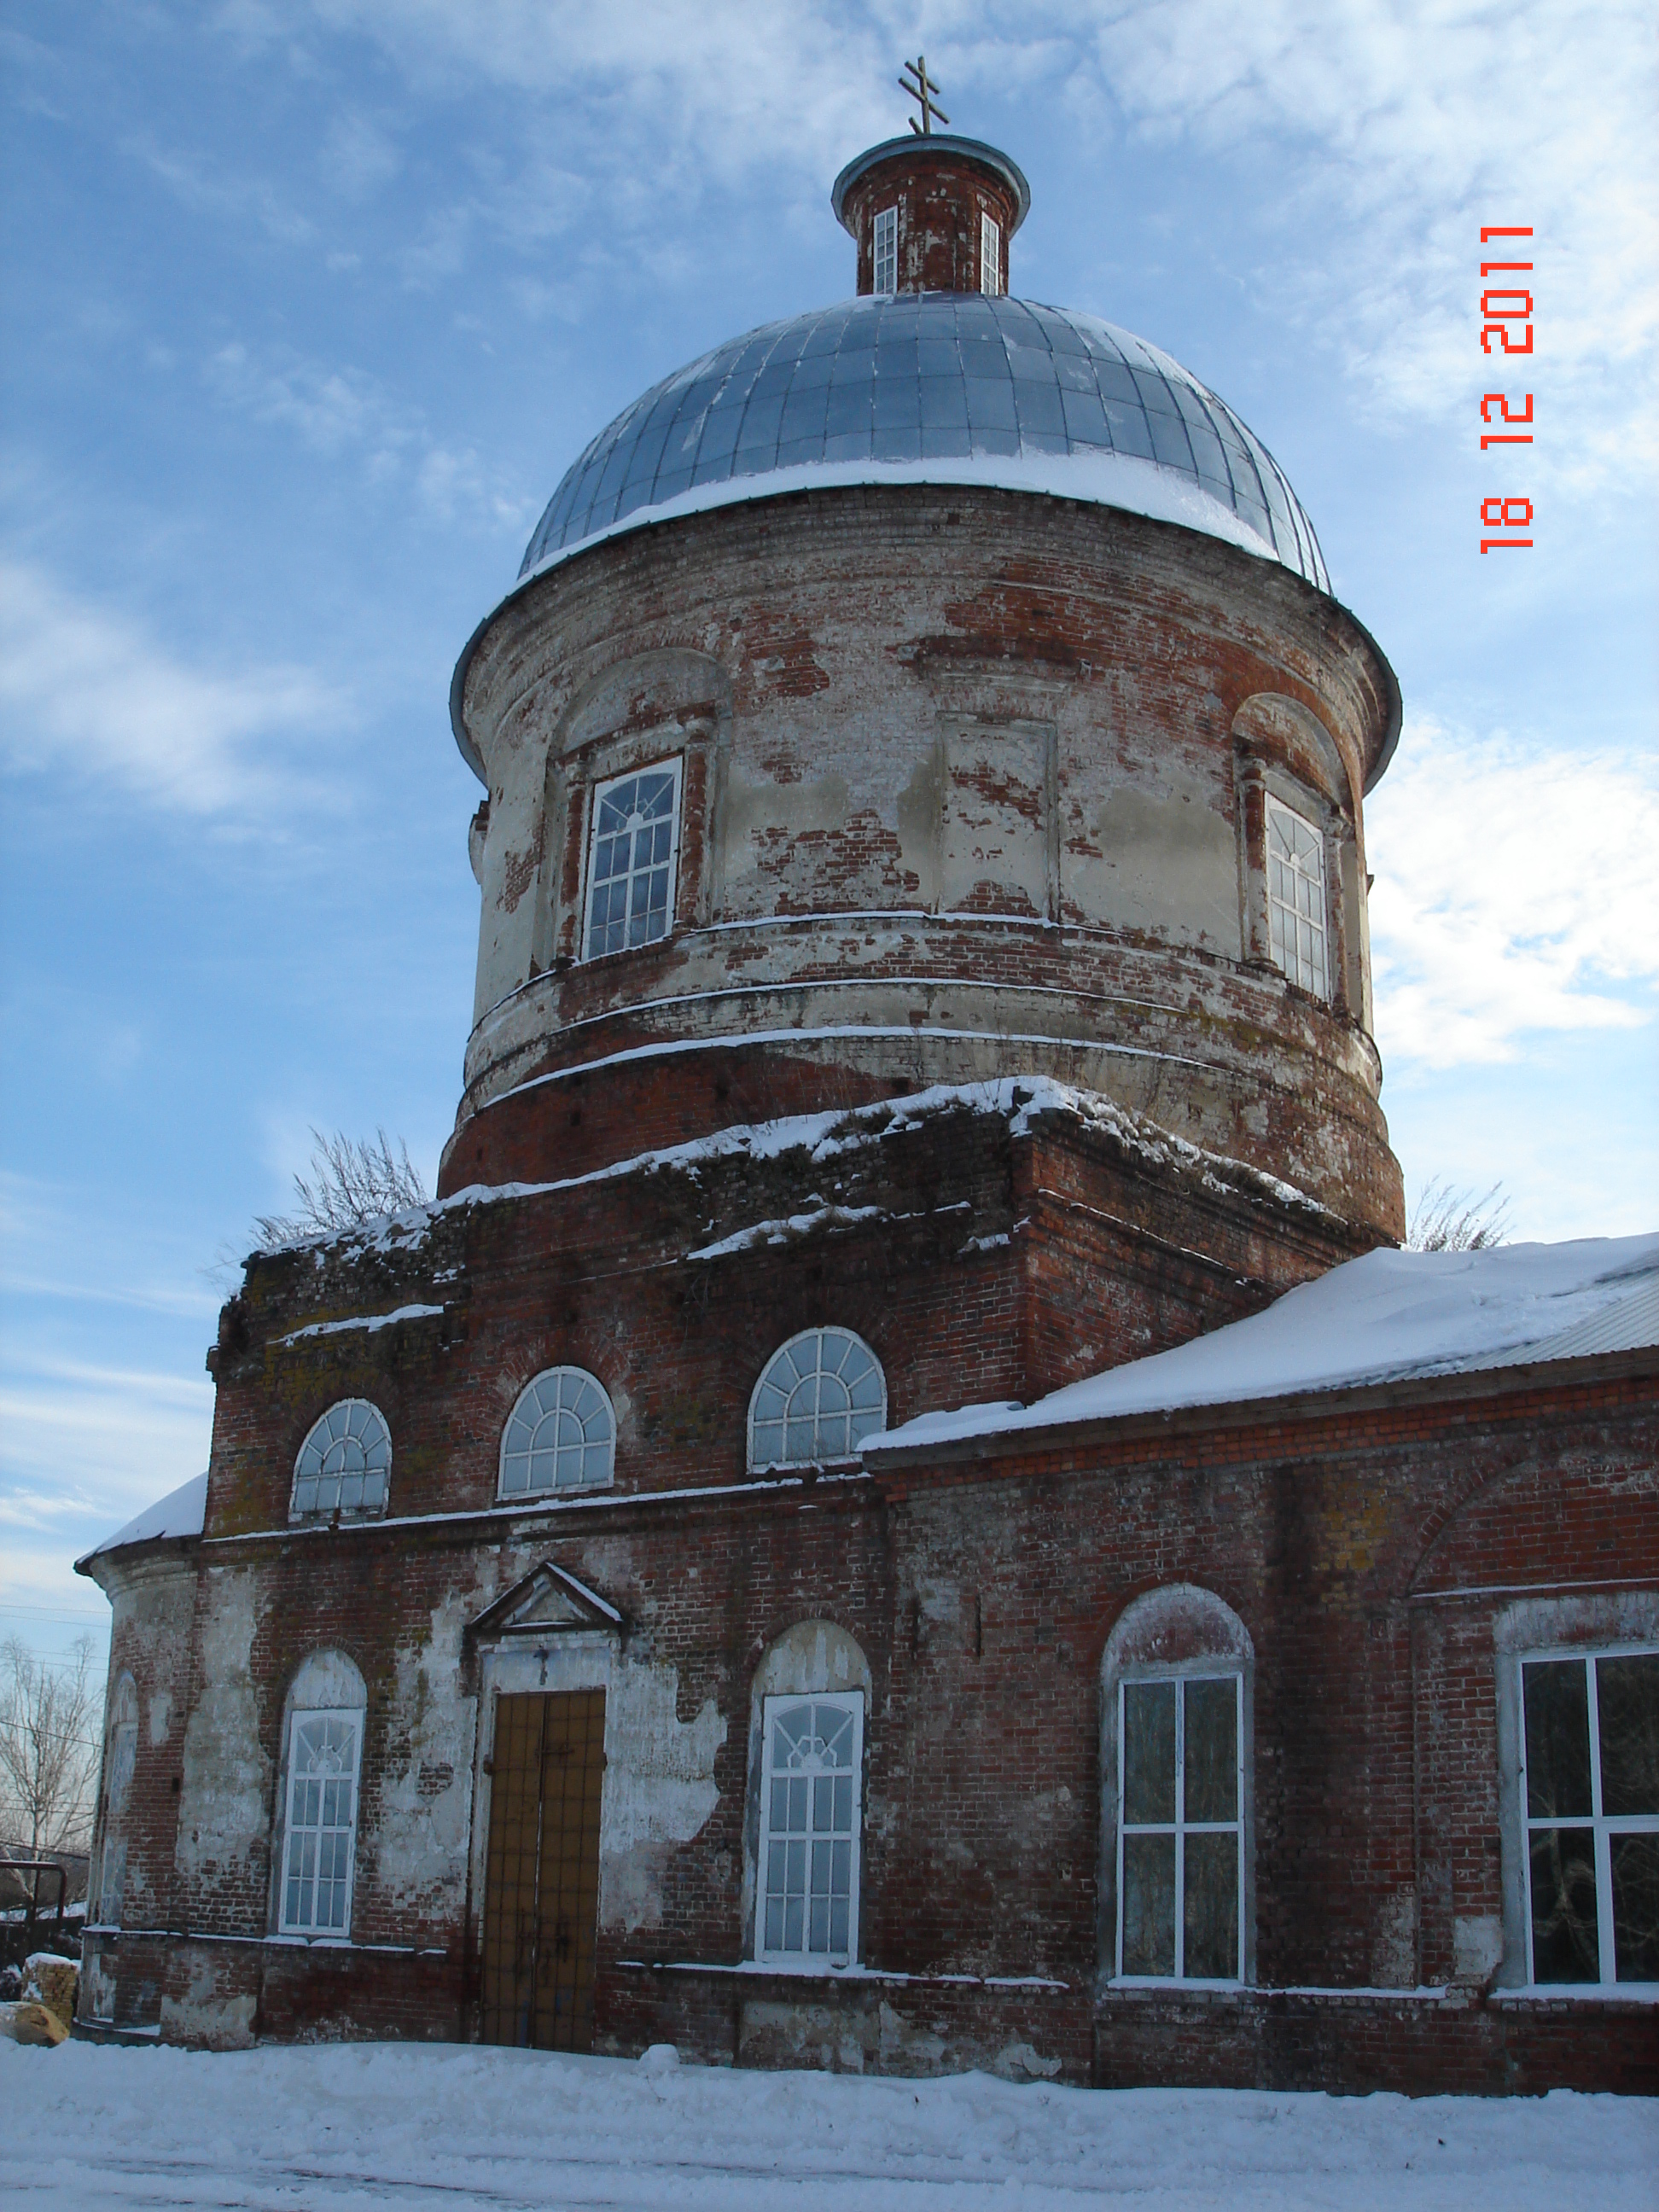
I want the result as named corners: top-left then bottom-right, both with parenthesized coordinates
top-left (480, 1689), bottom-right (605, 2051)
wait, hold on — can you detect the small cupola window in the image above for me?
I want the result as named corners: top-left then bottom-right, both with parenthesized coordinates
top-left (980, 212), bottom-right (1002, 296)
top-left (873, 206), bottom-right (898, 296)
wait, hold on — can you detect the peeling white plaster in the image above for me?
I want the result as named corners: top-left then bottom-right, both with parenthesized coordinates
top-left (160, 1947), bottom-right (256, 2050)
top-left (997, 2038), bottom-right (1063, 2081)
top-left (597, 1660), bottom-right (726, 1936)
top-left (175, 1569), bottom-right (270, 1895)
top-left (1372, 1886), bottom-right (1417, 1988)
top-left (376, 1595), bottom-right (478, 1918)
top-left (1453, 1913), bottom-right (1504, 1985)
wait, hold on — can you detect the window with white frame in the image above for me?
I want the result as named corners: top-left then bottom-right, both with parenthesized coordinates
top-left (1265, 797), bottom-right (1329, 998)
top-left (748, 1327), bottom-right (886, 1470)
top-left (1520, 1647), bottom-right (1659, 1985)
top-left (1118, 1673), bottom-right (1244, 1981)
top-left (279, 1709), bottom-right (362, 1936)
top-left (290, 1399), bottom-right (391, 1522)
top-left (498, 1366), bottom-right (615, 1498)
top-left (757, 1692), bottom-right (863, 1964)
top-left (873, 205), bottom-right (898, 296)
top-left (584, 760), bottom-right (683, 960)
top-left (980, 211), bottom-right (1002, 296)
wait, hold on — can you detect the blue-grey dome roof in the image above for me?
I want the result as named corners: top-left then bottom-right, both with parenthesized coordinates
top-left (520, 294), bottom-right (1330, 592)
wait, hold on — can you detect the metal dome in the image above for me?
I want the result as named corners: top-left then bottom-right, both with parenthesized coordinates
top-left (519, 293), bottom-right (1330, 592)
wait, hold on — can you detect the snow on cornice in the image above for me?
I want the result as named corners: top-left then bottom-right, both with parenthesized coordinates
top-left (76, 1470), bottom-right (207, 1568)
top-left (251, 1075), bottom-right (1333, 1269)
top-left (868, 1233), bottom-right (1659, 1454)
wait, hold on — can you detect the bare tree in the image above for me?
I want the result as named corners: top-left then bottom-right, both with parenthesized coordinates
top-left (0, 1635), bottom-right (102, 1855)
top-left (1406, 1177), bottom-right (1513, 1252)
top-left (253, 1127), bottom-right (428, 1250)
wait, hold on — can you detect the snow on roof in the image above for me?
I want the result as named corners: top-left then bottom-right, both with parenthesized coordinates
top-left (257, 1074), bottom-right (1330, 1266)
top-left (77, 1471), bottom-right (207, 1568)
top-left (870, 1233), bottom-right (1659, 1453)
top-left (517, 296), bottom-right (1330, 591)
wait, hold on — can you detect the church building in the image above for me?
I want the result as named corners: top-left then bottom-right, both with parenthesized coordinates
top-left (75, 120), bottom-right (1658, 2093)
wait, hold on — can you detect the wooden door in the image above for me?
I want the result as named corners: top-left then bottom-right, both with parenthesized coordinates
top-left (480, 1688), bottom-right (605, 2051)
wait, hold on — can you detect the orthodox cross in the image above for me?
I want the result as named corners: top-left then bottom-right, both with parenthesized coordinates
top-left (899, 54), bottom-right (949, 136)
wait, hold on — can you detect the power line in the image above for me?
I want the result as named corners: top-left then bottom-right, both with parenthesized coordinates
top-left (0, 1604), bottom-right (109, 1622)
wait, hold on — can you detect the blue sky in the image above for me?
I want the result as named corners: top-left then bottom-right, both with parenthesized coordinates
top-left (3, 1), bottom-right (1656, 1668)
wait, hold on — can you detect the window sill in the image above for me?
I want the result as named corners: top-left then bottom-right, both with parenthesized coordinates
top-left (287, 1510), bottom-right (389, 1531)
top-left (496, 1482), bottom-right (614, 1505)
top-left (1108, 1976), bottom-right (1243, 1993)
top-left (748, 1458), bottom-right (864, 1478)
top-left (1489, 1983), bottom-right (1659, 2005)
top-left (617, 1958), bottom-right (1069, 1990)
top-left (1104, 1981), bottom-right (1453, 2001)
top-left (85, 1926), bottom-right (448, 1958)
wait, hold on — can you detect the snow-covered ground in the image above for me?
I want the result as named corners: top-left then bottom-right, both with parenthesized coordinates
top-left (6, 2040), bottom-right (1654, 2209)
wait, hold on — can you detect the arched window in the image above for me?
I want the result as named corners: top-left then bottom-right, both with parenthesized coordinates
top-left (290, 1399), bottom-right (391, 1522)
top-left (748, 1328), bottom-right (886, 1471)
top-left (1102, 1585), bottom-right (1254, 1986)
top-left (1266, 796), bottom-right (1330, 998)
top-left (747, 1621), bottom-right (871, 1970)
top-left (274, 1651), bottom-right (367, 1939)
top-left (584, 760), bottom-right (683, 959)
top-left (499, 1368), bottom-right (615, 1498)
top-left (759, 1696), bottom-right (863, 1962)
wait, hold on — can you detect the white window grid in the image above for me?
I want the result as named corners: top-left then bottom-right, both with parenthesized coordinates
top-left (748, 1327), bottom-right (887, 1470)
top-left (873, 205), bottom-right (898, 296)
top-left (1518, 1644), bottom-right (1659, 1988)
top-left (1116, 1672), bottom-right (1244, 1983)
top-left (1265, 796), bottom-right (1330, 998)
top-left (980, 212), bottom-right (1002, 296)
top-left (584, 758), bottom-right (683, 960)
top-left (279, 1708), bottom-right (362, 1936)
top-left (498, 1366), bottom-right (615, 1498)
top-left (757, 1691), bottom-right (864, 1965)
top-left (290, 1398), bottom-right (391, 1521)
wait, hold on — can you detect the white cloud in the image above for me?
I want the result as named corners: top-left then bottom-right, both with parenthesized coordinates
top-left (318, 108), bottom-right (403, 199)
top-left (0, 1360), bottom-right (213, 1523)
top-left (305, 0), bottom-right (891, 179)
top-left (204, 343), bottom-right (537, 529)
top-left (1051, 1), bottom-right (1656, 470)
top-left (271, 2), bottom-right (1655, 485)
top-left (0, 558), bottom-right (341, 814)
top-left (0, 1173), bottom-right (223, 1323)
top-left (0, 1357), bottom-right (213, 1623)
top-left (126, 135), bottom-right (316, 247)
top-left (207, 341), bottom-right (421, 461)
top-left (1366, 718), bottom-right (1659, 1071)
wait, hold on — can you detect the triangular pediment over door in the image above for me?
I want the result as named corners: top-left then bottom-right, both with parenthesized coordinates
top-left (468, 1560), bottom-right (626, 1642)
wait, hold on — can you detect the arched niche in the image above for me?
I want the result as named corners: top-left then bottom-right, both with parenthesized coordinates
top-left (534, 647), bottom-right (735, 969)
top-left (1231, 692), bottom-right (1370, 1023)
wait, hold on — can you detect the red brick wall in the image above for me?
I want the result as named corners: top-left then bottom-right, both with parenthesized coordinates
top-left (103, 1184), bottom-right (1658, 2087)
top-left (840, 150), bottom-right (1022, 295)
